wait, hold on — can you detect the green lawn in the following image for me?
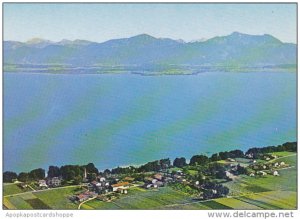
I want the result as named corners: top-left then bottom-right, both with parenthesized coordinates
top-left (224, 153), bottom-right (297, 195)
top-left (82, 187), bottom-right (193, 209)
top-left (236, 191), bottom-right (296, 210)
top-left (4, 186), bottom-right (81, 210)
top-left (268, 151), bottom-right (295, 157)
top-left (82, 199), bottom-right (121, 210)
top-left (214, 197), bottom-right (262, 209)
top-left (33, 186), bottom-right (80, 209)
top-left (3, 183), bottom-right (30, 196)
top-left (3, 197), bottom-right (17, 209)
top-left (162, 202), bottom-right (211, 210)
top-left (165, 190), bottom-right (297, 210)
top-left (26, 198), bottom-right (51, 209)
top-left (200, 200), bottom-right (232, 209)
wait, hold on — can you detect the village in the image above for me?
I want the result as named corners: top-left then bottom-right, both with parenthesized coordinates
top-left (6, 148), bottom-right (291, 207)
top-left (3, 141), bottom-right (296, 209)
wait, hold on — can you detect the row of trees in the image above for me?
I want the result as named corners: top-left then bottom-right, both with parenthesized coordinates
top-left (172, 149), bottom-right (244, 168)
top-left (246, 142), bottom-right (297, 159)
top-left (3, 163), bottom-right (98, 183)
top-left (172, 141), bottom-right (297, 167)
top-left (4, 168), bottom-right (45, 183)
top-left (4, 142), bottom-right (297, 183)
top-left (138, 158), bottom-right (171, 172)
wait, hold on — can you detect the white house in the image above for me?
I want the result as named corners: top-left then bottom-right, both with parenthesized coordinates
top-left (227, 158), bottom-right (236, 162)
top-left (99, 177), bottom-right (106, 182)
top-left (38, 180), bottom-right (48, 188)
top-left (246, 153), bottom-right (254, 158)
top-left (258, 171), bottom-right (267, 176)
top-left (111, 182), bottom-right (130, 192)
top-left (152, 179), bottom-right (158, 184)
top-left (225, 171), bottom-right (232, 177)
top-left (47, 177), bottom-right (61, 187)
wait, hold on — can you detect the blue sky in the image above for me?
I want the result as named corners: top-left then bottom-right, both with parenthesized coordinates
top-left (3, 3), bottom-right (297, 43)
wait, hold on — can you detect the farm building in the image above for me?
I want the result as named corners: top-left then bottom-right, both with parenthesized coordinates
top-left (111, 182), bottom-right (130, 192)
top-left (47, 177), bottom-right (61, 187)
top-left (38, 180), bottom-right (48, 188)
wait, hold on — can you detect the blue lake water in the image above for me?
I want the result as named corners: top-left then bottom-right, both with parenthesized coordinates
top-left (4, 72), bottom-right (296, 173)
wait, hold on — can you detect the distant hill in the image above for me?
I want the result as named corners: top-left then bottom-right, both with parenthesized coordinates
top-left (4, 32), bottom-right (296, 72)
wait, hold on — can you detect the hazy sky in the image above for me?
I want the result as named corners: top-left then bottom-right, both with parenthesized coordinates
top-left (3, 3), bottom-right (297, 43)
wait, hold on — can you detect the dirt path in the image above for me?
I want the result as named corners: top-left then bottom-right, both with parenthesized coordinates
top-left (78, 196), bottom-right (97, 209)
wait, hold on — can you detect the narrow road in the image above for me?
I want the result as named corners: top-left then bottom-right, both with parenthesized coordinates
top-left (78, 196), bottom-right (97, 209)
top-left (27, 184), bottom-right (36, 192)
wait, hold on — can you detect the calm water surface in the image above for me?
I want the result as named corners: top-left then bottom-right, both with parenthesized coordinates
top-left (4, 72), bottom-right (296, 172)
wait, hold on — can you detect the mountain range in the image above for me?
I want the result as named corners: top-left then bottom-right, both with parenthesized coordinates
top-left (4, 32), bottom-right (296, 70)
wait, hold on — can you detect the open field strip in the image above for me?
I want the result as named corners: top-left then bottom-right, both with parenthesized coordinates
top-left (3, 186), bottom-right (82, 210)
top-left (81, 187), bottom-right (194, 210)
top-left (3, 183), bottom-right (31, 196)
top-left (3, 197), bottom-right (17, 209)
top-left (214, 197), bottom-right (262, 209)
top-left (265, 153), bottom-right (296, 164)
top-left (4, 185), bottom-right (81, 197)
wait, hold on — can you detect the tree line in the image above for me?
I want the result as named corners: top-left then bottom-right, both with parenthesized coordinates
top-left (3, 141), bottom-right (297, 183)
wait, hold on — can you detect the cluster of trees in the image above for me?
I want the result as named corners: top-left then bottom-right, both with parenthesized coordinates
top-left (173, 142), bottom-right (297, 168)
top-left (170, 182), bottom-right (199, 196)
top-left (3, 171), bottom-right (18, 183)
top-left (138, 158), bottom-right (171, 172)
top-left (190, 155), bottom-right (209, 166)
top-left (246, 142), bottom-right (297, 159)
top-left (173, 149), bottom-right (245, 168)
top-left (202, 182), bottom-right (229, 200)
top-left (234, 164), bottom-right (248, 175)
top-left (173, 157), bottom-right (187, 168)
top-left (4, 163), bottom-right (98, 183)
top-left (103, 158), bottom-right (172, 174)
top-left (111, 166), bottom-right (137, 175)
top-left (209, 149), bottom-right (244, 162)
top-left (205, 163), bottom-right (228, 180)
top-left (3, 168), bottom-right (45, 183)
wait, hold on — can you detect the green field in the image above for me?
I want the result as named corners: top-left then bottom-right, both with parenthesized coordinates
top-left (3, 186), bottom-right (80, 210)
top-left (224, 153), bottom-right (297, 195)
top-left (164, 190), bottom-right (296, 210)
top-left (236, 191), bottom-right (297, 209)
top-left (81, 187), bottom-right (194, 209)
top-left (214, 197), bottom-right (262, 209)
top-left (268, 151), bottom-right (295, 157)
top-left (3, 183), bottom-right (31, 196)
